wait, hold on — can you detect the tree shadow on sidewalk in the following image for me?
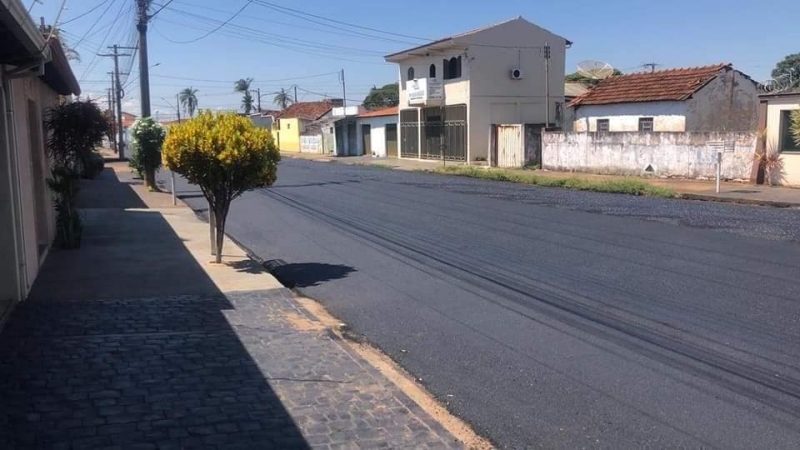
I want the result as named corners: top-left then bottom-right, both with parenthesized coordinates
top-left (0, 209), bottom-right (310, 448)
top-left (263, 260), bottom-right (356, 288)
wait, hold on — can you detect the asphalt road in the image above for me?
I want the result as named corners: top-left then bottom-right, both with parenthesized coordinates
top-left (163, 159), bottom-right (800, 449)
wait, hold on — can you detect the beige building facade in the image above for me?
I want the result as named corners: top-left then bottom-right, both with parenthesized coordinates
top-left (385, 17), bottom-right (569, 162)
top-left (1, 0), bottom-right (81, 324)
top-left (759, 90), bottom-right (800, 186)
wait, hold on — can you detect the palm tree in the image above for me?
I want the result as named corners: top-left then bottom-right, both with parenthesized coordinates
top-left (234, 78), bottom-right (254, 114)
top-left (273, 88), bottom-right (293, 110)
top-left (179, 87), bottom-right (199, 117)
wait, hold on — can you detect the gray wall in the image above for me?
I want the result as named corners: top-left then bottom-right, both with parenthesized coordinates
top-left (543, 131), bottom-right (757, 179)
top-left (685, 70), bottom-right (759, 132)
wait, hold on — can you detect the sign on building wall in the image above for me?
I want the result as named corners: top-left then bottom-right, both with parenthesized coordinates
top-left (300, 135), bottom-right (323, 153)
top-left (332, 106), bottom-right (359, 117)
top-left (407, 78), bottom-right (444, 106)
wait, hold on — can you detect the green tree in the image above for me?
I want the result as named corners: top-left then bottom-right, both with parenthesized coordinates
top-left (162, 111), bottom-right (280, 263)
top-left (130, 118), bottom-right (166, 191)
top-left (179, 87), bottom-right (199, 117)
top-left (772, 53), bottom-right (800, 87)
top-left (792, 110), bottom-right (800, 147)
top-left (234, 78), bottom-right (254, 114)
top-left (362, 83), bottom-right (399, 109)
top-left (273, 88), bottom-right (293, 109)
top-left (44, 100), bottom-right (109, 248)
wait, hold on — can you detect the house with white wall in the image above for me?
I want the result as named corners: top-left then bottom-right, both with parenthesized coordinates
top-left (570, 64), bottom-right (759, 133)
top-left (758, 88), bottom-right (800, 186)
top-left (357, 106), bottom-right (398, 158)
top-left (1, 0), bottom-right (81, 324)
top-left (384, 17), bottom-right (569, 162)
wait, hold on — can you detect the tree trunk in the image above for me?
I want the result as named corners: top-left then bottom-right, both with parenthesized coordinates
top-left (213, 204), bottom-right (226, 264)
top-left (144, 168), bottom-right (160, 191)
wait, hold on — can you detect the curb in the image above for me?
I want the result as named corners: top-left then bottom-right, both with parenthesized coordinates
top-left (679, 193), bottom-right (799, 208)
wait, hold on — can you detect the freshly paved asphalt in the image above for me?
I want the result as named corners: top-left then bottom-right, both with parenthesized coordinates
top-left (164, 159), bottom-right (800, 449)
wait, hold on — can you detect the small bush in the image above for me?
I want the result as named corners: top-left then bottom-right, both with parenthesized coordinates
top-left (128, 144), bottom-right (144, 179)
top-left (47, 167), bottom-right (82, 249)
top-left (438, 166), bottom-right (676, 197)
top-left (81, 151), bottom-right (105, 179)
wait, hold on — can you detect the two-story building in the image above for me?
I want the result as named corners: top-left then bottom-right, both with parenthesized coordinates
top-left (385, 17), bottom-right (569, 162)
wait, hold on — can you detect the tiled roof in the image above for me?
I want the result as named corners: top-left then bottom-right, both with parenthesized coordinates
top-left (359, 106), bottom-right (398, 118)
top-left (570, 64), bottom-right (730, 107)
top-left (276, 101), bottom-right (333, 120)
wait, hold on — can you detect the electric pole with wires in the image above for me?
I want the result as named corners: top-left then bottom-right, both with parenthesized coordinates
top-left (136, 0), bottom-right (152, 118)
top-left (99, 45), bottom-right (134, 158)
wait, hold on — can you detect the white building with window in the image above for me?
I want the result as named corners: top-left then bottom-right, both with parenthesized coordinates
top-left (570, 64), bottom-right (759, 133)
top-left (759, 88), bottom-right (800, 185)
top-left (384, 17), bottom-right (569, 162)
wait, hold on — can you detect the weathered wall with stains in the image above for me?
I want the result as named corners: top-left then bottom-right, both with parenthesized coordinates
top-left (573, 101), bottom-right (687, 132)
top-left (542, 131), bottom-right (757, 179)
top-left (685, 70), bottom-right (759, 132)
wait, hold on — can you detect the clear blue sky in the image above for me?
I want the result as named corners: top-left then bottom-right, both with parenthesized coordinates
top-left (31, 0), bottom-right (800, 120)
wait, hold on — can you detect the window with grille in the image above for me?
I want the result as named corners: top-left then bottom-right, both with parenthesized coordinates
top-left (638, 117), bottom-right (654, 132)
top-left (597, 119), bottom-right (610, 132)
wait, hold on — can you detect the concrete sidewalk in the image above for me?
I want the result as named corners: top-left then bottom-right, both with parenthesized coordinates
top-left (283, 151), bottom-right (800, 207)
top-left (0, 162), bottom-right (477, 449)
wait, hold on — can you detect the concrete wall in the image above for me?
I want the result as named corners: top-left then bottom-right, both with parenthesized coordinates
top-left (358, 115), bottom-right (397, 157)
top-left (465, 19), bottom-right (566, 161)
top-left (543, 131), bottom-right (757, 179)
top-left (685, 70), bottom-right (759, 132)
top-left (574, 101), bottom-right (687, 132)
top-left (764, 94), bottom-right (800, 186)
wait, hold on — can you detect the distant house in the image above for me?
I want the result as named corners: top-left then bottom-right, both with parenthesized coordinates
top-left (570, 64), bottom-right (759, 133)
top-left (1, 0), bottom-right (81, 318)
top-left (274, 101), bottom-right (338, 152)
top-left (121, 111), bottom-right (137, 128)
top-left (758, 88), bottom-right (800, 186)
top-left (561, 82), bottom-right (590, 131)
top-left (249, 110), bottom-right (280, 130)
top-left (357, 107), bottom-right (398, 158)
top-left (385, 16), bottom-right (570, 162)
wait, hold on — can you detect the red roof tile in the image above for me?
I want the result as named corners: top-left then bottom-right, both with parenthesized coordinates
top-left (358, 106), bottom-right (398, 118)
top-left (275, 101), bottom-right (333, 120)
top-left (570, 64), bottom-right (731, 107)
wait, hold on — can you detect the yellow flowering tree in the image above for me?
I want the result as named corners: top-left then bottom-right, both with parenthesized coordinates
top-left (163, 111), bottom-right (280, 263)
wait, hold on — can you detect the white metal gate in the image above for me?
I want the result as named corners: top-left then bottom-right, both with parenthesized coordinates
top-left (492, 125), bottom-right (523, 167)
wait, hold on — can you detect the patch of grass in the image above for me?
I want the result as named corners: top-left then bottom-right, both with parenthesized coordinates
top-left (436, 166), bottom-right (676, 198)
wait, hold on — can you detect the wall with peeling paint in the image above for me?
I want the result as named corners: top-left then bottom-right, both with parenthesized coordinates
top-left (542, 131), bottom-right (757, 179)
top-left (685, 70), bottom-right (759, 132)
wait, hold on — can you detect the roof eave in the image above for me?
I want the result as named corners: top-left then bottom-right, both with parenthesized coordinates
top-left (0, 0), bottom-right (51, 62)
top-left (385, 38), bottom-right (459, 62)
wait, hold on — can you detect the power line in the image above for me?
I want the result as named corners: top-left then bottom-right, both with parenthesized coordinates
top-left (71, 0), bottom-right (118, 47)
top-left (60, 0), bottom-right (111, 25)
top-left (148, 0), bottom-right (174, 18)
top-left (161, 0), bottom-right (253, 44)
top-left (156, 8), bottom-right (388, 56)
top-left (252, 0), bottom-right (430, 42)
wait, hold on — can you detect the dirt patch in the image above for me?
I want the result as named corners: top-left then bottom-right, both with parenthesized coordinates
top-left (282, 309), bottom-right (326, 332)
top-left (295, 296), bottom-right (493, 450)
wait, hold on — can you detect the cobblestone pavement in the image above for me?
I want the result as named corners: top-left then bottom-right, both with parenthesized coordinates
top-left (0, 288), bottom-right (461, 449)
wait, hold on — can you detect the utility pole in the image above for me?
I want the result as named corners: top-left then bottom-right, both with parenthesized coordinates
top-left (256, 88), bottom-right (261, 112)
top-left (106, 88), bottom-right (116, 152)
top-left (544, 42), bottom-right (551, 128)
top-left (340, 69), bottom-right (347, 108)
top-left (294, 85), bottom-right (298, 103)
top-left (136, 0), bottom-right (152, 118)
top-left (99, 45), bottom-right (133, 158)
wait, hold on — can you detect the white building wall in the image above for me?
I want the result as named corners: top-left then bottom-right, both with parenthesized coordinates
top-left (358, 115), bottom-right (397, 157)
top-left (764, 95), bottom-right (800, 186)
top-left (542, 131), bottom-right (757, 179)
top-left (573, 101), bottom-right (687, 132)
